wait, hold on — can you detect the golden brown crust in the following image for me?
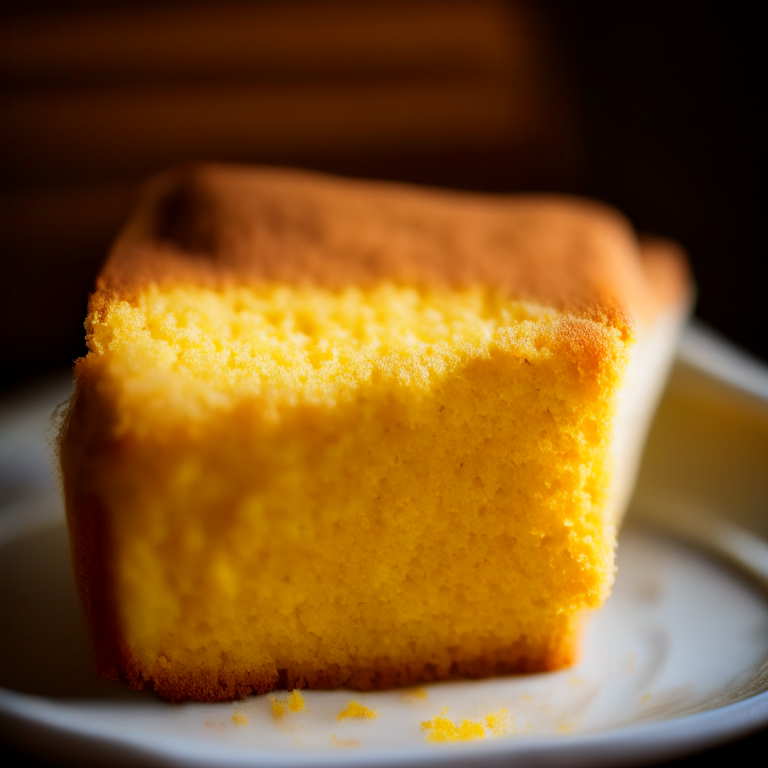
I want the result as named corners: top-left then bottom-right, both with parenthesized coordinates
top-left (92, 164), bottom-right (690, 336)
top-left (639, 234), bottom-right (695, 312)
top-left (124, 633), bottom-right (578, 704)
top-left (59, 386), bottom-right (130, 685)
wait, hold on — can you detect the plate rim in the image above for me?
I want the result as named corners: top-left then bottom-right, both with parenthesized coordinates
top-left (2, 681), bottom-right (768, 768)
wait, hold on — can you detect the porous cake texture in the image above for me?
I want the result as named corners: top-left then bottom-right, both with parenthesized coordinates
top-left (59, 165), bottom-right (691, 702)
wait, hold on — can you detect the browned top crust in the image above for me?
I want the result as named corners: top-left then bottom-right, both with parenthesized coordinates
top-left (638, 235), bottom-right (694, 311)
top-left (96, 164), bottom-right (691, 332)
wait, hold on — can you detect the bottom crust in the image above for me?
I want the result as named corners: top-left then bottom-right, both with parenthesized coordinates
top-left (111, 635), bottom-right (580, 703)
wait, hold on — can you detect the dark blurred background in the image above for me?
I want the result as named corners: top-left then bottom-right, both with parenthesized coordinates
top-left (0, 3), bottom-right (766, 765)
top-left (0, 0), bottom-right (768, 391)
top-left (0, 0), bottom-right (764, 396)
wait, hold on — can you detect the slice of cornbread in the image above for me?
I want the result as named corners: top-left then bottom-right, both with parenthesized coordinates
top-left (59, 165), bottom-right (691, 702)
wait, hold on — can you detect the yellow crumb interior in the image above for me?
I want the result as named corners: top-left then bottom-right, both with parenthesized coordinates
top-left (337, 701), bottom-right (379, 721)
top-left (72, 283), bottom-right (630, 691)
top-left (85, 284), bottom-right (567, 427)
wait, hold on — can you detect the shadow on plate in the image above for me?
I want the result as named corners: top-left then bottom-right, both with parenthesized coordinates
top-left (0, 519), bottom-right (147, 701)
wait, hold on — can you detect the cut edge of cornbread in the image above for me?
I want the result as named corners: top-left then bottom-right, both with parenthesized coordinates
top-left (58, 166), bottom-right (693, 702)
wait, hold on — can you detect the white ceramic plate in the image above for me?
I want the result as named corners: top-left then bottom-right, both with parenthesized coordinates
top-left (0, 323), bottom-right (767, 767)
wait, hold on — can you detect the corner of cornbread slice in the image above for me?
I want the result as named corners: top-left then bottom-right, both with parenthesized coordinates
top-left (58, 165), bottom-right (692, 702)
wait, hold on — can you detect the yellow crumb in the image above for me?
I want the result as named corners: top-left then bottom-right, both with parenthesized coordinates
top-left (270, 689), bottom-right (306, 720)
top-left (270, 697), bottom-right (286, 719)
top-left (558, 721), bottom-right (576, 733)
top-left (485, 709), bottom-right (514, 735)
top-left (332, 735), bottom-right (361, 748)
top-left (422, 715), bottom-right (485, 742)
top-left (337, 700), bottom-right (379, 721)
top-left (422, 707), bottom-right (513, 742)
top-left (231, 711), bottom-right (248, 726)
top-left (568, 676), bottom-right (585, 687)
top-left (640, 693), bottom-right (651, 702)
top-left (287, 690), bottom-right (306, 712)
